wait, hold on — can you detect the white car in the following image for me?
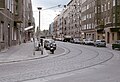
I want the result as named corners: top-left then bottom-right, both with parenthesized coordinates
top-left (94, 40), bottom-right (106, 47)
top-left (84, 39), bottom-right (94, 45)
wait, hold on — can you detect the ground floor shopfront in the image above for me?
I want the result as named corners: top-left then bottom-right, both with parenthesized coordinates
top-left (81, 27), bottom-right (120, 44)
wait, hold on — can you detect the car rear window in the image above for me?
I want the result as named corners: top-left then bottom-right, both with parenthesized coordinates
top-left (101, 40), bottom-right (105, 42)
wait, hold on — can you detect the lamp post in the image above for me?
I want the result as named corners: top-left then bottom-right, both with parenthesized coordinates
top-left (37, 7), bottom-right (43, 55)
top-left (37, 7), bottom-right (42, 37)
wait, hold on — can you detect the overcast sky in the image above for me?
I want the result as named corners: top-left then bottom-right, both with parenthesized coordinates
top-left (31, 0), bottom-right (70, 31)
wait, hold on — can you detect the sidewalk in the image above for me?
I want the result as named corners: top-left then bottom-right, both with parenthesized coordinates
top-left (0, 42), bottom-right (48, 64)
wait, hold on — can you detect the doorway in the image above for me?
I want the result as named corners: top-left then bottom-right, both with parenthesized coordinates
top-left (118, 32), bottom-right (120, 40)
top-left (107, 32), bottom-right (110, 43)
top-left (8, 25), bottom-right (10, 47)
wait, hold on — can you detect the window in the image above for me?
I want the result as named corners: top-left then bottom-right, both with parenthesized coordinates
top-left (95, 7), bottom-right (97, 13)
top-left (0, 22), bottom-right (4, 42)
top-left (11, 0), bottom-right (14, 13)
top-left (87, 4), bottom-right (89, 9)
top-left (113, 0), bottom-right (115, 6)
top-left (15, 0), bottom-right (18, 15)
top-left (9, 0), bottom-right (12, 11)
top-left (0, 0), bottom-right (5, 9)
top-left (101, 5), bottom-right (104, 12)
top-left (108, 17), bottom-right (111, 23)
top-left (113, 14), bottom-right (115, 23)
top-left (117, 0), bottom-right (120, 5)
top-left (7, 0), bottom-right (10, 9)
top-left (104, 4), bottom-right (107, 11)
top-left (108, 2), bottom-right (110, 10)
top-left (89, 14), bottom-right (91, 18)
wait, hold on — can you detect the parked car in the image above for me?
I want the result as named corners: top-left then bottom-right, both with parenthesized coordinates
top-left (112, 40), bottom-right (120, 50)
top-left (79, 40), bottom-right (85, 44)
top-left (94, 40), bottom-right (106, 47)
top-left (63, 36), bottom-right (72, 42)
top-left (74, 38), bottom-right (81, 44)
top-left (44, 39), bottom-right (56, 50)
top-left (83, 39), bottom-right (94, 45)
top-left (70, 38), bottom-right (81, 44)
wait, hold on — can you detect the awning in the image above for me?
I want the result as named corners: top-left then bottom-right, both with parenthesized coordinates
top-left (110, 28), bottom-right (120, 32)
top-left (24, 26), bottom-right (34, 31)
top-left (97, 28), bottom-right (104, 33)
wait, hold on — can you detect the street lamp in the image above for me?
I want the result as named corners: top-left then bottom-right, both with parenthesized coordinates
top-left (37, 7), bottom-right (42, 36)
top-left (37, 7), bottom-right (43, 55)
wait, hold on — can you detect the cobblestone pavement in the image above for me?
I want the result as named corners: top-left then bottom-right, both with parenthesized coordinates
top-left (24, 42), bottom-right (120, 82)
top-left (0, 42), bottom-right (119, 82)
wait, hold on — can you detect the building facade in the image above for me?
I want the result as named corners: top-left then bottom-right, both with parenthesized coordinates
top-left (23, 0), bottom-right (35, 42)
top-left (81, 0), bottom-right (96, 40)
top-left (49, 22), bottom-right (54, 37)
top-left (53, 15), bottom-right (59, 39)
top-left (52, 0), bottom-right (120, 44)
top-left (95, 0), bottom-right (120, 44)
top-left (0, 0), bottom-right (34, 51)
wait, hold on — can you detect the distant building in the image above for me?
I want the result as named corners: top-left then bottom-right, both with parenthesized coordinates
top-left (53, 15), bottom-right (60, 39)
top-left (49, 22), bottom-right (54, 37)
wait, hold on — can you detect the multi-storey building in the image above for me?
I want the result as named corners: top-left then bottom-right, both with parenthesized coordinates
top-left (0, 0), bottom-right (18, 50)
top-left (64, 0), bottom-right (82, 39)
top-left (0, 0), bottom-right (34, 51)
top-left (52, 0), bottom-right (120, 44)
top-left (53, 15), bottom-right (59, 39)
top-left (95, 0), bottom-right (120, 44)
top-left (57, 12), bottom-right (63, 39)
top-left (23, 0), bottom-right (35, 42)
top-left (62, 8), bottom-right (69, 38)
top-left (53, 0), bottom-right (82, 40)
top-left (49, 22), bottom-right (54, 36)
top-left (81, 0), bottom-right (96, 40)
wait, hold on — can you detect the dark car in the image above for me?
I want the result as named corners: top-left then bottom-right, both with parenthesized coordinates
top-left (94, 40), bottom-right (106, 47)
top-left (44, 39), bottom-right (56, 50)
top-left (112, 40), bottom-right (120, 50)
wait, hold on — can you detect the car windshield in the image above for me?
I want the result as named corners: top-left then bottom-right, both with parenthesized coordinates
top-left (101, 40), bottom-right (105, 42)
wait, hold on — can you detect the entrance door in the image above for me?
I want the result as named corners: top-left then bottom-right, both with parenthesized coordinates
top-left (107, 32), bottom-right (110, 43)
top-left (8, 25), bottom-right (10, 47)
top-left (118, 32), bottom-right (120, 40)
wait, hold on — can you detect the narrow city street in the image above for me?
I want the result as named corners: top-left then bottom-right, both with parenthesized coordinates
top-left (0, 41), bottom-right (119, 82)
top-left (1, 0), bottom-right (120, 82)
